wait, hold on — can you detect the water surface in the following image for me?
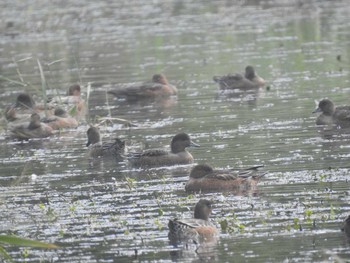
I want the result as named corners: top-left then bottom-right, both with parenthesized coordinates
top-left (1, 0), bottom-right (350, 262)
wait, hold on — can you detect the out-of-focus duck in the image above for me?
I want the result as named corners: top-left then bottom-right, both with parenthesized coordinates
top-left (108, 74), bottom-right (177, 100)
top-left (86, 126), bottom-right (125, 160)
top-left (8, 113), bottom-right (53, 140)
top-left (168, 199), bottom-right (218, 245)
top-left (213, 66), bottom-right (265, 90)
top-left (127, 133), bottom-right (199, 167)
top-left (42, 108), bottom-right (78, 130)
top-left (313, 99), bottom-right (350, 128)
top-left (185, 164), bottom-right (266, 192)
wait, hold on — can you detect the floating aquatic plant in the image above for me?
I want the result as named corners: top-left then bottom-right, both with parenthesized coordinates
top-left (219, 214), bottom-right (245, 234)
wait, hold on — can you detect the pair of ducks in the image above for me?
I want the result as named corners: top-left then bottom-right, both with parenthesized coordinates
top-left (86, 127), bottom-right (266, 192)
top-left (6, 85), bottom-right (84, 139)
top-left (107, 66), bottom-right (265, 101)
top-left (170, 201), bottom-right (350, 245)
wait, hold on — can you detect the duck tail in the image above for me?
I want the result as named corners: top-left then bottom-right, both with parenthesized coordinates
top-left (245, 165), bottom-right (265, 171)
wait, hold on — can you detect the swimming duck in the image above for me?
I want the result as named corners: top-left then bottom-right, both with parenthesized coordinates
top-left (8, 113), bottom-right (53, 139)
top-left (313, 99), bottom-right (350, 128)
top-left (108, 74), bottom-right (177, 100)
top-left (127, 133), bottom-right (199, 167)
top-left (168, 199), bottom-right (218, 244)
top-left (67, 84), bottom-right (81, 96)
top-left (48, 84), bottom-right (86, 121)
top-left (213, 66), bottom-right (265, 90)
top-left (5, 93), bottom-right (54, 122)
top-left (42, 108), bottom-right (78, 130)
top-left (185, 164), bottom-right (266, 192)
top-left (86, 126), bottom-right (125, 159)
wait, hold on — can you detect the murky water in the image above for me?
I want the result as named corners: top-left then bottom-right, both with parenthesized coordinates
top-left (1, 0), bottom-right (350, 262)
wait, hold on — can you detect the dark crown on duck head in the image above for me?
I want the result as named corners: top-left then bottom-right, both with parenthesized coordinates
top-left (190, 164), bottom-right (214, 179)
top-left (170, 133), bottom-right (193, 153)
top-left (54, 107), bottom-right (67, 117)
top-left (86, 127), bottom-right (101, 146)
top-left (318, 99), bottom-right (335, 114)
top-left (68, 84), bottom-right (81, 96)
top-left (28, 113), bottom-right (41, 130)
top-left (194, 199), bottom-right (213, 220)
top-left (245, 66), bottom-right (256, 80)
top-left (152, 74), bottom-right (168, 85)
top-left (16, 93), bottom-right (36, 108)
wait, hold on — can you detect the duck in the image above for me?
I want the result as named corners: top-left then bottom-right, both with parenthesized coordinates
top-left (48, 84), bottom-right (86, 121)
top-left (341, 215), bottom-right (350, 237)
top-left (5, 93), bottom-right (54, 122)
top-left (213, 65), bottom-right (265, 90)
top-left (86, 126), bottom-right (125, 160)
top-left (108, 74), bottom-right (177, 100)
top-left (127, 133), bottom-right (199, 167)
top-left (42, 108), bottom-right (78, 130)
top-left (185, 164), bottom-right (266, 192)
top-left (168, 199), bottom-right (218, 244)
top-left (67, 84), bottom-right (81, 96)
top-left (313, 99), bottom-right (350, 128)
top-left (8, 113), bottom-right (53, 140)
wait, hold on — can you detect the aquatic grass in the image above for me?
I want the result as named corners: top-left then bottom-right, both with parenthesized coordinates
top-left (4, 57), bottom-right (85, 120)
top-left (12, 57), bottom-right (38, 92)
top-left (304, 209), bottom-right (313, 224)
top-left (93, 88), bottom-right (135, 127)
top-left (74, 56), bottom-right (83, 85)
top-left (0, 235), bottom-right (58, 249)
top-left (86, 82), bottom-right (91, 123)
top-left (46, 58), bottom-right (66, 104)
top-left (154, 218), bottom-right (163, 230)
top-left (292, 217), bottom-right (301, 231)
top-left (39, 202), bottom-right (58, 222)
top-left (124, 176), bottom-right (136, 190)
top-left (96, 116), bottom-right (136, 128)
top-left (37, 59), bottom-right (49, 117)
top-left (0, 234), bottom-right (58, 263)
top-left (0, 76), bottom-right (27, 87)
top-left (0, 246), bottom-right (13, 263)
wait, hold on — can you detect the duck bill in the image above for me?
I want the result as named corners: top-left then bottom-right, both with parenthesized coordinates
top-left (190, 141), bottom-right (200, 147)
top-left (312, 107), bottom-right (321, 113)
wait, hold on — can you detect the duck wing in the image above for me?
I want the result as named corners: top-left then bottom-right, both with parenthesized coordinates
top-left (108, 82), bottom-right (163, 98)
top-left (213, 74), bottom-right (243, 86)
top-left (127, 148), bottom-right (168, 159)
top-left (334, 106), bottom-right (350, 121)
top-left (206, 166), bottom-right (266, 180)
top-left (213, 73), bottom-right (258, 89)
top-left (140, 149), bottom-right (168, 157)
top-left (102, 139), bottom-right (125, 156)
top-left (170, 218), bottom-right (211, 229)
top-left (205, 170), bottom-right (240, 180)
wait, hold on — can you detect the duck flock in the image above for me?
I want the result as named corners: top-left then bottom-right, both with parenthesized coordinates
top-left (3, 65), bottom-right (350, 246)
